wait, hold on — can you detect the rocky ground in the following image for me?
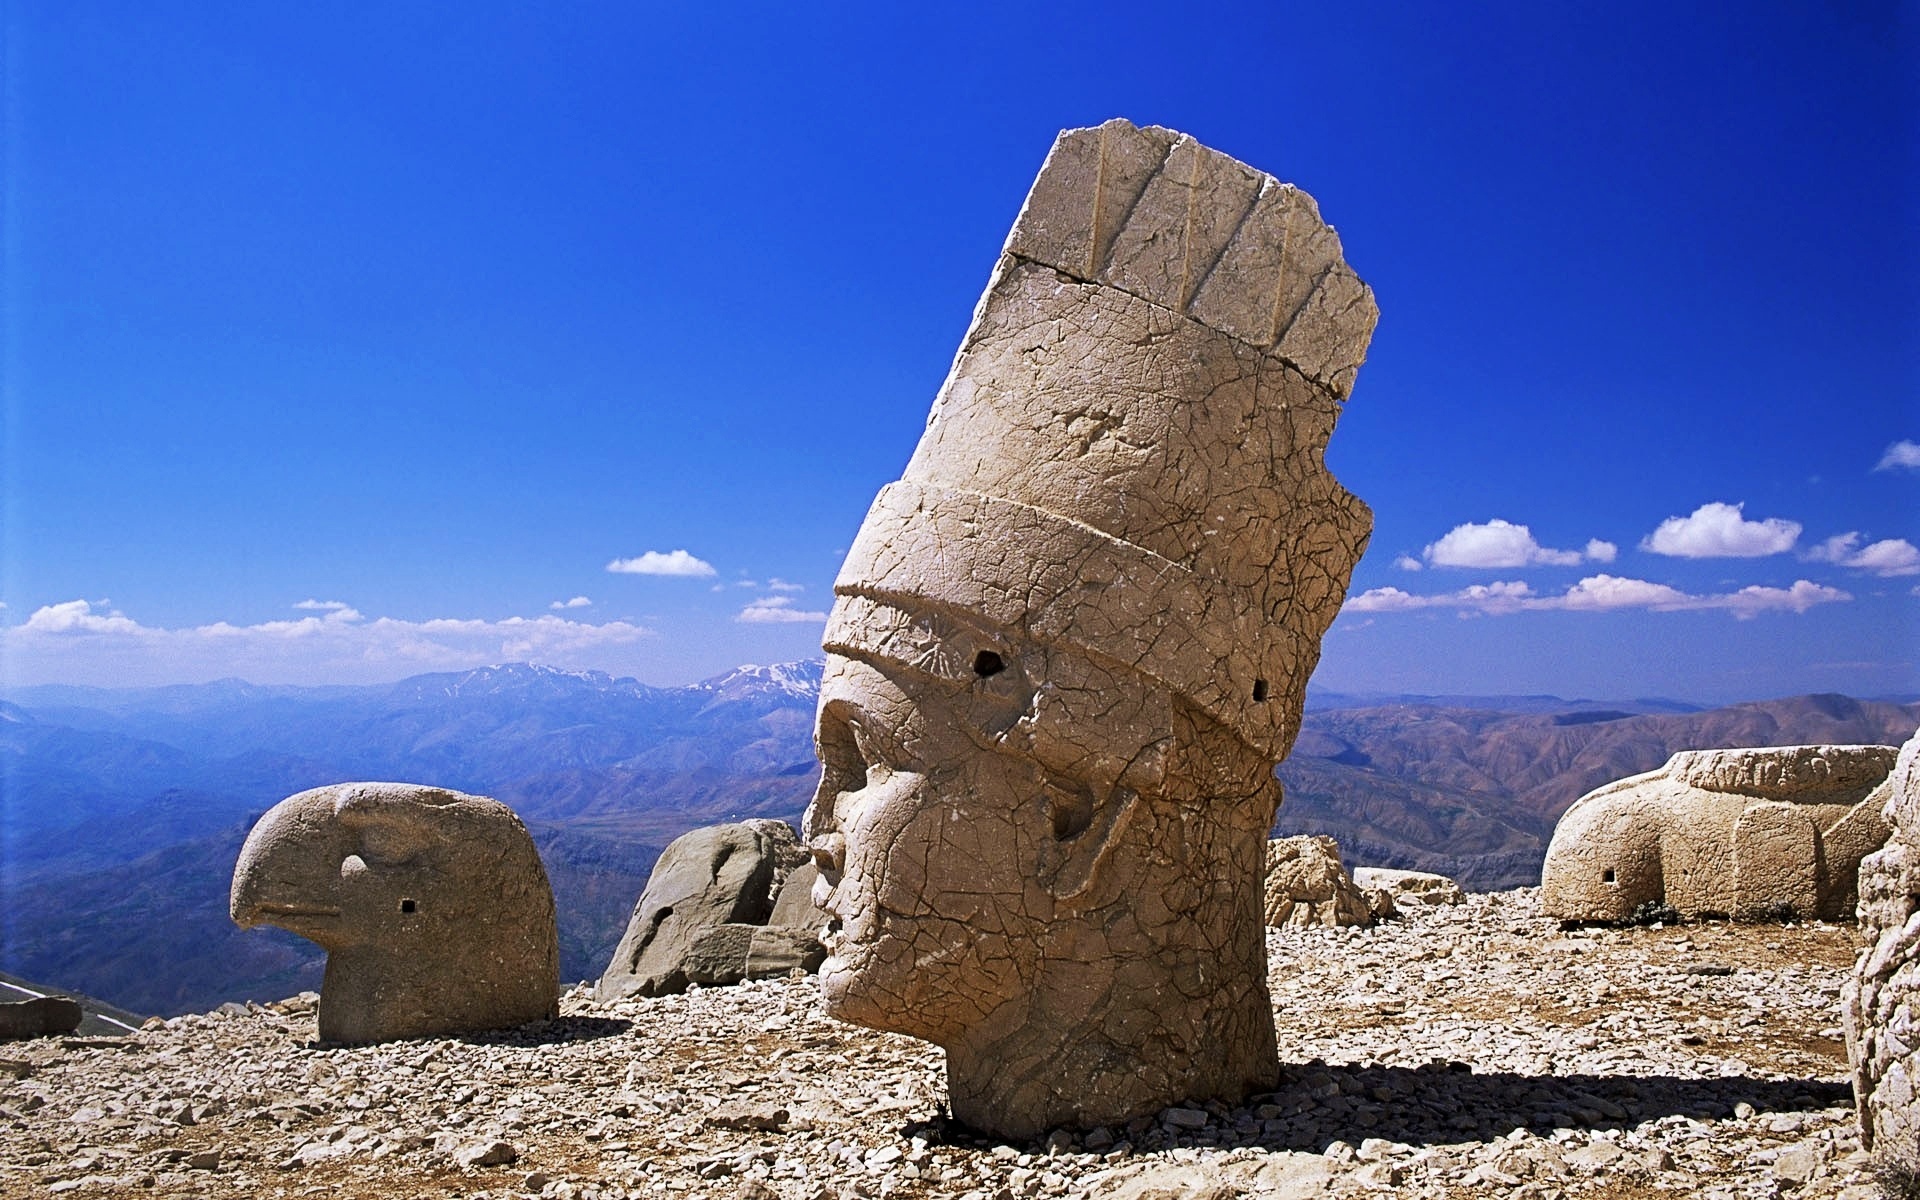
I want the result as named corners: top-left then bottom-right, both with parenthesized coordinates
top-left (0, 888), bottom-right (1900, 1199)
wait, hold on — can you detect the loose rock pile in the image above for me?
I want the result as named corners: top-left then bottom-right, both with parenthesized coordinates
top-left (0, 889), bottom-right (1890, 1199)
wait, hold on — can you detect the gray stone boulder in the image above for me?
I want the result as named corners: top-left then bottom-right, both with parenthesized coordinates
top-left (1352, 866), bottom-right (1466, 907)
top-left (1843, 727), bottom-right (1920, 1185)
top-left (1264, 836), bottom-right (1393, 928)
top-left (1541, 744), bottom-right (1897, 922)
top-left (231, 782), bottom-right (560, 1044)
top-left (0, 997), bottom-right (82, 1041)
top-left (597, 819), bottom-right (820, 999)
top-left (768, 860), bottom-right (830, 929)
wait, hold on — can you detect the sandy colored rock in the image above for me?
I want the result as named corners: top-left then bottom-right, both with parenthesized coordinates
top-left (1353, 866), bottom-right (1466, 906)
top-left (768, 859), bottom-right (831, 929)
top-left (1843, 726), bottom-right (1920, 1184)
top-left (1264, 836), bottom-right (1390, 927)
top-left (230, 782), bottom-right (559, 1044)
top-left (805, 118), bottom-right (1374, 1139)
top-left (680, 923), bottom-right (828, 985)
top-left (597, 819), bottom-right (813, 1000)
top-left (1540, 744), bottom-right (1897, 922)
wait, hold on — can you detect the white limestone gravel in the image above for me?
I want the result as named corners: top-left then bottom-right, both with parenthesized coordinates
top-left (0, 888), bottom-right (1890, 1199)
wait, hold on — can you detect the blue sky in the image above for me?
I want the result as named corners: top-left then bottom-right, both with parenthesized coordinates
top-left (2, 2), bottom-right (1914, 703)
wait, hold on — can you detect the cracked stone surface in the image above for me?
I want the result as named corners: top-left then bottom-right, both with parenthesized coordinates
top-left (230, 782), bottom-right (559, 1045)
top-left (1262, 836), bottom-right (1391, 929)
top-left (598, 821), bottom-right (818, 1001)
top-left (1843, 726), bottom-right (1920, 1183)
top-left (803, 118), bottom-right (1374, 1139)
top-left (0, 890), bottom-right (1887, 1200)
top-left (1540, 745), bottom-right (1898, 924)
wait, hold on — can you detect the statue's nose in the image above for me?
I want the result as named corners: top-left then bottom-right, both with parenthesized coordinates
top-left (809, 832), bottom-right (846, 877)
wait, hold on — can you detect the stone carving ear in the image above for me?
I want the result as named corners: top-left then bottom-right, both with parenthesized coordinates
top-left (335, 791), bottom-right (442, 866)
top-left (1037, 777), bottom-right (1141, 902)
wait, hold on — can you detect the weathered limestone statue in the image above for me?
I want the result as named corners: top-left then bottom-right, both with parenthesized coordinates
top-left (1540, 745), bottom-right (1897, 923)
top-left (231, 783), bottom-right (559, 1043)
top-left (598, 819), bottom-right (824, 999)
top-left (804, 117), bottom-right (1376, 1138)
top-left (1263, 835), bottom-right (1393, 928)
top-left (1844, 727), bottom-right (1919, 1185)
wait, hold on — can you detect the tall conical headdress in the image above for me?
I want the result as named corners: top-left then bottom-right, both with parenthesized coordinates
top-left (826, 119), bottom-right (1375, 764)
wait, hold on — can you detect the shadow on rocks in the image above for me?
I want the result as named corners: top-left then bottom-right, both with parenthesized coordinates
top-left (305, 1015), bottom-right (634, 1051)
top-left (903, 1059), bottom-right (1851, 1154)
top-left (456, 1015), bottom-right (632, 1047)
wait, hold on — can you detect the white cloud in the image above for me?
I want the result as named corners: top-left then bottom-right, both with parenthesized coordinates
top-left (21, 599), bottom-right (146, 635)
top-left (1554, 575), bottom-right (1692, 611)
top-left (1874, 440), bottom-right (1920, 471)
top-left (736, 596), bottom-right (827, 624)
top-left (1714, 580), bottom-right (1851, 618)
top-left (1641, 502), bottom-right (1800, 558)
top-left (1807, 532), bottom-right (1920, 577)
top-left (766, 578), bottom-right (806, 593)
top-left (1422, 519), bottom-right (1609, 568)
top-left (1347, 574), bottom-right (1848, 621)
top-left (4, 600), bottom-right (653, 687)
top-left (1584, 539), bottom-right (1618, 564)
top-left (549, 595), bottom-right (593, 610)
top-left (606, 550), bottom-right (716, 577)
top-left (1347, 581), bottom-right (1535, 614)
top-left (1392, 554), bottom-right (1423, 572)
top-left (293, 599), bottom-right (355, 612)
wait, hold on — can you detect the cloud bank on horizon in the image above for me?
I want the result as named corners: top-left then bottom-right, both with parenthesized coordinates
top-left (4, 6), bottom-right (1909, 701)
top-left (4, 599), bottom-right (656, 688)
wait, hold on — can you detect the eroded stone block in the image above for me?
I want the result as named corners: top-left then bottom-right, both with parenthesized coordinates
top-left (597, 819), bottom-right (815, 999)
top-left (230, 782), bottom-right (559, 1044)
top-left (1264, 836), bottom-right (1391, 928)
top-left (805, 118), bottom-right (1374, 1138)
top-left (1540, 744), bottom-right (1897, 923)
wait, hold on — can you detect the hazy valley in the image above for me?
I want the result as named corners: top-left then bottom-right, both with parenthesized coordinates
top-left (2, 662), bottom-right (1913, 1016)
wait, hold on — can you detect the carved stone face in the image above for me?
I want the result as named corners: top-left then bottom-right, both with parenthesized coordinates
top-left (806, 117), bottom-right (1375, 1137)
top-left (806, 652), bottom-right (1071, 1045)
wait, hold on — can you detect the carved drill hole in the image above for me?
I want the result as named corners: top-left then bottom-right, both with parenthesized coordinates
top-left (1252, 679), bottom-right (1269, 703)
top-left (1602, 870), bottom-right (1616, 885)
top-left (399, 898), bottom-right (418, 913)
top-left (973, 650), bottom-right (1005, 678)
top-left (1044, 783), bottom-right (1095, 842)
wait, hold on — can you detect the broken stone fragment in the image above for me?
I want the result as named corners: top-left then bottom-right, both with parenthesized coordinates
top-left (597, 819), bottom-right (816, 1000)
top-left (1264, 836), bottom-right (1391, 928)
top-left (1352, 867), bottom-right (1466, 907)
top-left (804, 117), bottom-right (1374, 1139)
top-left (681, 923), bottom-right (828, 986)
top-left (1540, 744), bottom-right (1897, 923)
top-left (230, 782), bottom-right (560, 1044)
top-left (0, 996), bottom-right (82, 1041)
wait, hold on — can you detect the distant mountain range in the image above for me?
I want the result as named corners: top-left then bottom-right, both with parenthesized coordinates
top-left (2, 661), bottom-right (1913, 1015)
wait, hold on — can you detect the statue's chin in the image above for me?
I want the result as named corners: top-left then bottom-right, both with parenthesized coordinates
top-left (816, 951), bottom-right (885, 1028)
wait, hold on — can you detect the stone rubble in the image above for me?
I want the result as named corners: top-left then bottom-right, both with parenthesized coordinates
top-left (0, 888), bottom-right (1890, 1199)
top-left (1264, 836), bottom-right (1394, 929)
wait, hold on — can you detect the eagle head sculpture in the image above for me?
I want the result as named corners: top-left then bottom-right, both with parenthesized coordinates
top-left (231, 782), bottom-right (559, 1044)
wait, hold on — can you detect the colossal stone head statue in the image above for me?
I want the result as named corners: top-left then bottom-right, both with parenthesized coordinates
top-left (231, 782), bottom-right (560, 1044)
top-left (805, 118), bottom-right (1375, 1138)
